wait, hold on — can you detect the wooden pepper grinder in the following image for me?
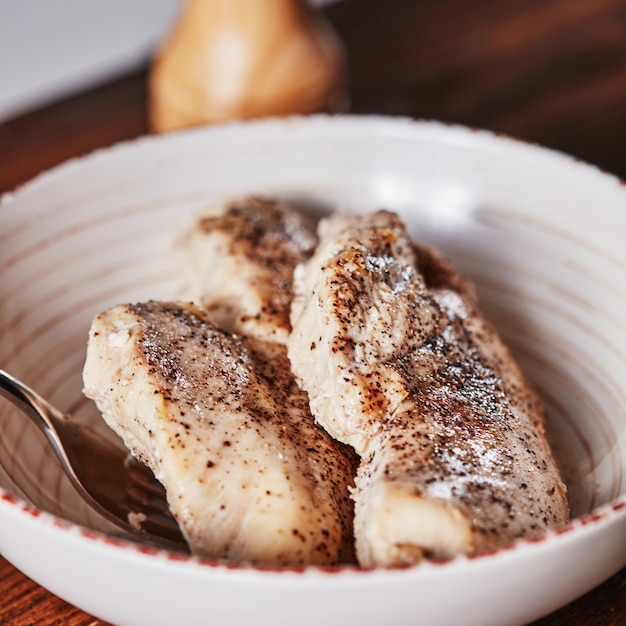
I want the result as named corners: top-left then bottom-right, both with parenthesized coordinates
top-left (149, 0), bottom-right (347, 132)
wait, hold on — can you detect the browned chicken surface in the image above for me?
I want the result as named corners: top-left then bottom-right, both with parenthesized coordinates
top-left (83, 300), bottom-right (356, 566)
top-left (84, 197), bottom-right (568, 569)
top-left (176, 196), bottom-right (317, 344)
top-left (288, 210), bottom-right (569, 567)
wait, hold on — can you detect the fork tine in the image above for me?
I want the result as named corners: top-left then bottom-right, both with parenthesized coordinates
top-left (0, 369), bottom-right (188, 551)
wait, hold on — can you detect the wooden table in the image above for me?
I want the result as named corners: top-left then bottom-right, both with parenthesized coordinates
top-left (1, 0), bottom-right (625, 623)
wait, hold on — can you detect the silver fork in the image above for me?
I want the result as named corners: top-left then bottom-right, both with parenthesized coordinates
top-left (0, 369), bottom-right (188, 552)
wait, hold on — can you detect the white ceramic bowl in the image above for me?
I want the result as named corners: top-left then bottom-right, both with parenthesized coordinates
top-left (0, 116), bottom-right (625, 626)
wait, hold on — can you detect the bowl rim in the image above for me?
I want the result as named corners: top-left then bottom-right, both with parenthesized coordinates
top-left (1, 114), bottom-right (624, 209)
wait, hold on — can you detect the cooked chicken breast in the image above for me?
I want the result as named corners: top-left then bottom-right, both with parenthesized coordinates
top-left (83, 300), bottom-right (356, 566)
top-left (288, 210), bottom-right (569, 567)
top-left (176, 196), bottom-right (317, 344)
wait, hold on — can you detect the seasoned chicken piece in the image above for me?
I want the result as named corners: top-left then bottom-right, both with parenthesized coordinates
top-left (288, 210), bottom-right (569, 567)
top-left (177, 196), bottom-right (317, 344)
top-left (83, 301), bottom-right (355, 566)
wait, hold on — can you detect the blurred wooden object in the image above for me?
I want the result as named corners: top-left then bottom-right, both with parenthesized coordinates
top-left (149, 0), bottom-right (346, 132)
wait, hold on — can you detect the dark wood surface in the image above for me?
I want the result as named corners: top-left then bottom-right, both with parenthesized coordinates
top-left (1, 0), bottom-right (625, 623)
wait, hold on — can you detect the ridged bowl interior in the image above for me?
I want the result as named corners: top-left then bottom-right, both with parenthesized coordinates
top-left (0, 117), bottom-right (625, 626)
